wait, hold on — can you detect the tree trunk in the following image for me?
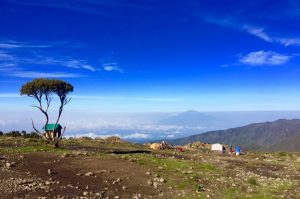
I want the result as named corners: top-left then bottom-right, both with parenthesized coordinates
top-left (54, 142), bottom-right (59, 148)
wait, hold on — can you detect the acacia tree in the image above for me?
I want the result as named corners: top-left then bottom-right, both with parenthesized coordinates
top-left (20, 78), bottom-right (73, 148)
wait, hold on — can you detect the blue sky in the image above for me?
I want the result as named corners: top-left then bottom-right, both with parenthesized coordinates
top-left (1, 0), bottom-right (300, 112)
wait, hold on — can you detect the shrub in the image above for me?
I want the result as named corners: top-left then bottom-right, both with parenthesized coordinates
top-left (248, 177), bottom-right (258, 186)
top-left (278, 152), bottom-right (287, 157)
top-left (5, 131), bottom-right (22, 137)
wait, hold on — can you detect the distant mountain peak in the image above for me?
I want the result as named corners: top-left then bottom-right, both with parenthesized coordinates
top-left (158, 110), bottom-right (220, 127)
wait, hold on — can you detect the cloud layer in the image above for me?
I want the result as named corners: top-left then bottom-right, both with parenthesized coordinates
top-left (239, 51), bottom-right (292, 66)
top-left (0, 39), bottom-right (123, 78)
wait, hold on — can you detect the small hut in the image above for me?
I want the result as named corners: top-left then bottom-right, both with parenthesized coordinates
top-left (44, 124), bottom-right (62, 139)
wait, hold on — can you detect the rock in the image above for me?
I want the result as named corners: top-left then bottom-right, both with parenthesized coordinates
top-left (153, 182), bottom-right (159, 188)
top-left (45, 181), bottom-right (51, 185)
top-left (6, 162), bottom-right (15, 168)
top-left (159, 178), bottom-right (165, 183)
top-left (47, 169), bottom-right (54, 175)
top-left (112, 178), bottom-right (122, 184)
top-left (122, 186), bottom-right (127, 190)
top-left (146, 171), bottom-right (151, 175)
top-left (132, 194), bottom-right (142, 199)
top-left (85, 172), bottom-right (94, 177)
top-left (197, 184), bottom-right (205, 192)
top-left (186, 170), bottom-right (193, 174)
top-left (83, 191), bottom-right (89, 196)
top-left (147, 180), bottom-right (153, 185)
top-left (114, 196), bottom-right (120, 199)
top-left (61, 153), bottom-right (69, 158)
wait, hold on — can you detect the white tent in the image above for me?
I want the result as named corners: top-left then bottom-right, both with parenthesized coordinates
top-left (211, 143), bottom-right (223, 152)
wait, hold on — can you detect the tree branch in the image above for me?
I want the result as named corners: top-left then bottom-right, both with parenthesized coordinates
top-left (31, 119), bottom-right (44, 138)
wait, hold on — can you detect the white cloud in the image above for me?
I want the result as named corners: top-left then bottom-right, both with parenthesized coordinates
top-left (0, 39), bottom-right (99, 75)
top-left (63, 59), bottom-right (98, 71)
top-left (279, 38), bottom-right (300, 46)
top-left (103, 63), bottom-right (123, 73)
top-left (167, 134), bottom-right (175, 138)
top-left (0, 40), bottom-right (51, 49)
top-left (0, 43), bottom-right (22, 49)
top-left (239, 51), bottom-right (292, 66)
top-left (123, 133), bottom-right (150, 139)
top-left (19, 56), bottom-right (98, 72)
top-left (241, 25), bottom-right (300, 46)
top-left (243, 26), bottom-right (272, 42)
top-left (9, 71), bottom-right (83, 78)
top-left (0, 51), bottom-right (14, 61)
top-left (72, 95), bottom-right (183, 102)
top-left (202, 15), bottom-right (300, 47)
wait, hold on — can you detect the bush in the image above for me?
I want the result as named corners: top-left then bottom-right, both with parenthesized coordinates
top-left (5, 131), bottom-right (22, 137)
top-left (3, 131), bottom-right (40, 139)
top-left (248, 177), bottom-right (258, 186)
top-left (26, 132), bottom-right (41, 139)
top-left (278, 152), bottom-right (287, 157)
top-left (0, 131), bottom-right (3, 136)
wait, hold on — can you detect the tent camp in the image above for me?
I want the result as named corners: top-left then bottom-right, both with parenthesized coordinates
top-left (211, 143), bottom-right (223, 152)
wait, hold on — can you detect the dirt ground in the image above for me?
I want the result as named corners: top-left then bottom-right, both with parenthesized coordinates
top-left (0, 152), bottom-right (177, 199)
top-left (1, 137), bottom-right (300, 199)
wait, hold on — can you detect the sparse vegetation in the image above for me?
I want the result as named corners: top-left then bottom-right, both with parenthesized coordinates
top-left (0, 136), bottom-right (300, 198)
top-left (248, 177), bottom-right (258, 186)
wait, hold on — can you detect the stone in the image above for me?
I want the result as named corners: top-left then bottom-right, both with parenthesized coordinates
top-left (6, 162), bottom-right (15, 168)
top-left (146, 171), bottom-right (151, 175)
top-left (45, 181), bottom-right (51, 185)
top-left (159, 178), bottom-right (165, 183)
top-left (47, 169), bottom-right (53, 175)
top-left (85, 172), bottom-right (94, 177)
top-left (83, 191), bottom-right (89, 196)
top-left (61, 153), bottom-right (69, 158)
top-left (147, 180), bottom-right (153, 185)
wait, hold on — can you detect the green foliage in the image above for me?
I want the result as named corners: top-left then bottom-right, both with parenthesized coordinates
top-left (3, 131), bottom-right (41, 138)
top-left (278, 152), bottom-right (287, 157)
top-left (4, 131), bottom-right (22, 137)
top-left (248, 177), bottom-right (258, 186)
top-left (20, 78), bottom-right (73, 97)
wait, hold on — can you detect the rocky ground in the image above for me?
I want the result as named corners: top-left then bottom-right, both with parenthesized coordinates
top-left (0, 136), bottom-right (300, 199)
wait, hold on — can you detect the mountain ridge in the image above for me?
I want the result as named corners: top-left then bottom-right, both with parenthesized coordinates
top-left (165, 119), bottom-right (300, 152)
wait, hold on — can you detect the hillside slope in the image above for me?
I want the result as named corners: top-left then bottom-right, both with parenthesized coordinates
top-left (168, 119), bottom-right (300, 151)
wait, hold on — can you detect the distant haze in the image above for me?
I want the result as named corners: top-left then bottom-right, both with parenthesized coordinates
top-left (2, 110), bottom-right (300, 142)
